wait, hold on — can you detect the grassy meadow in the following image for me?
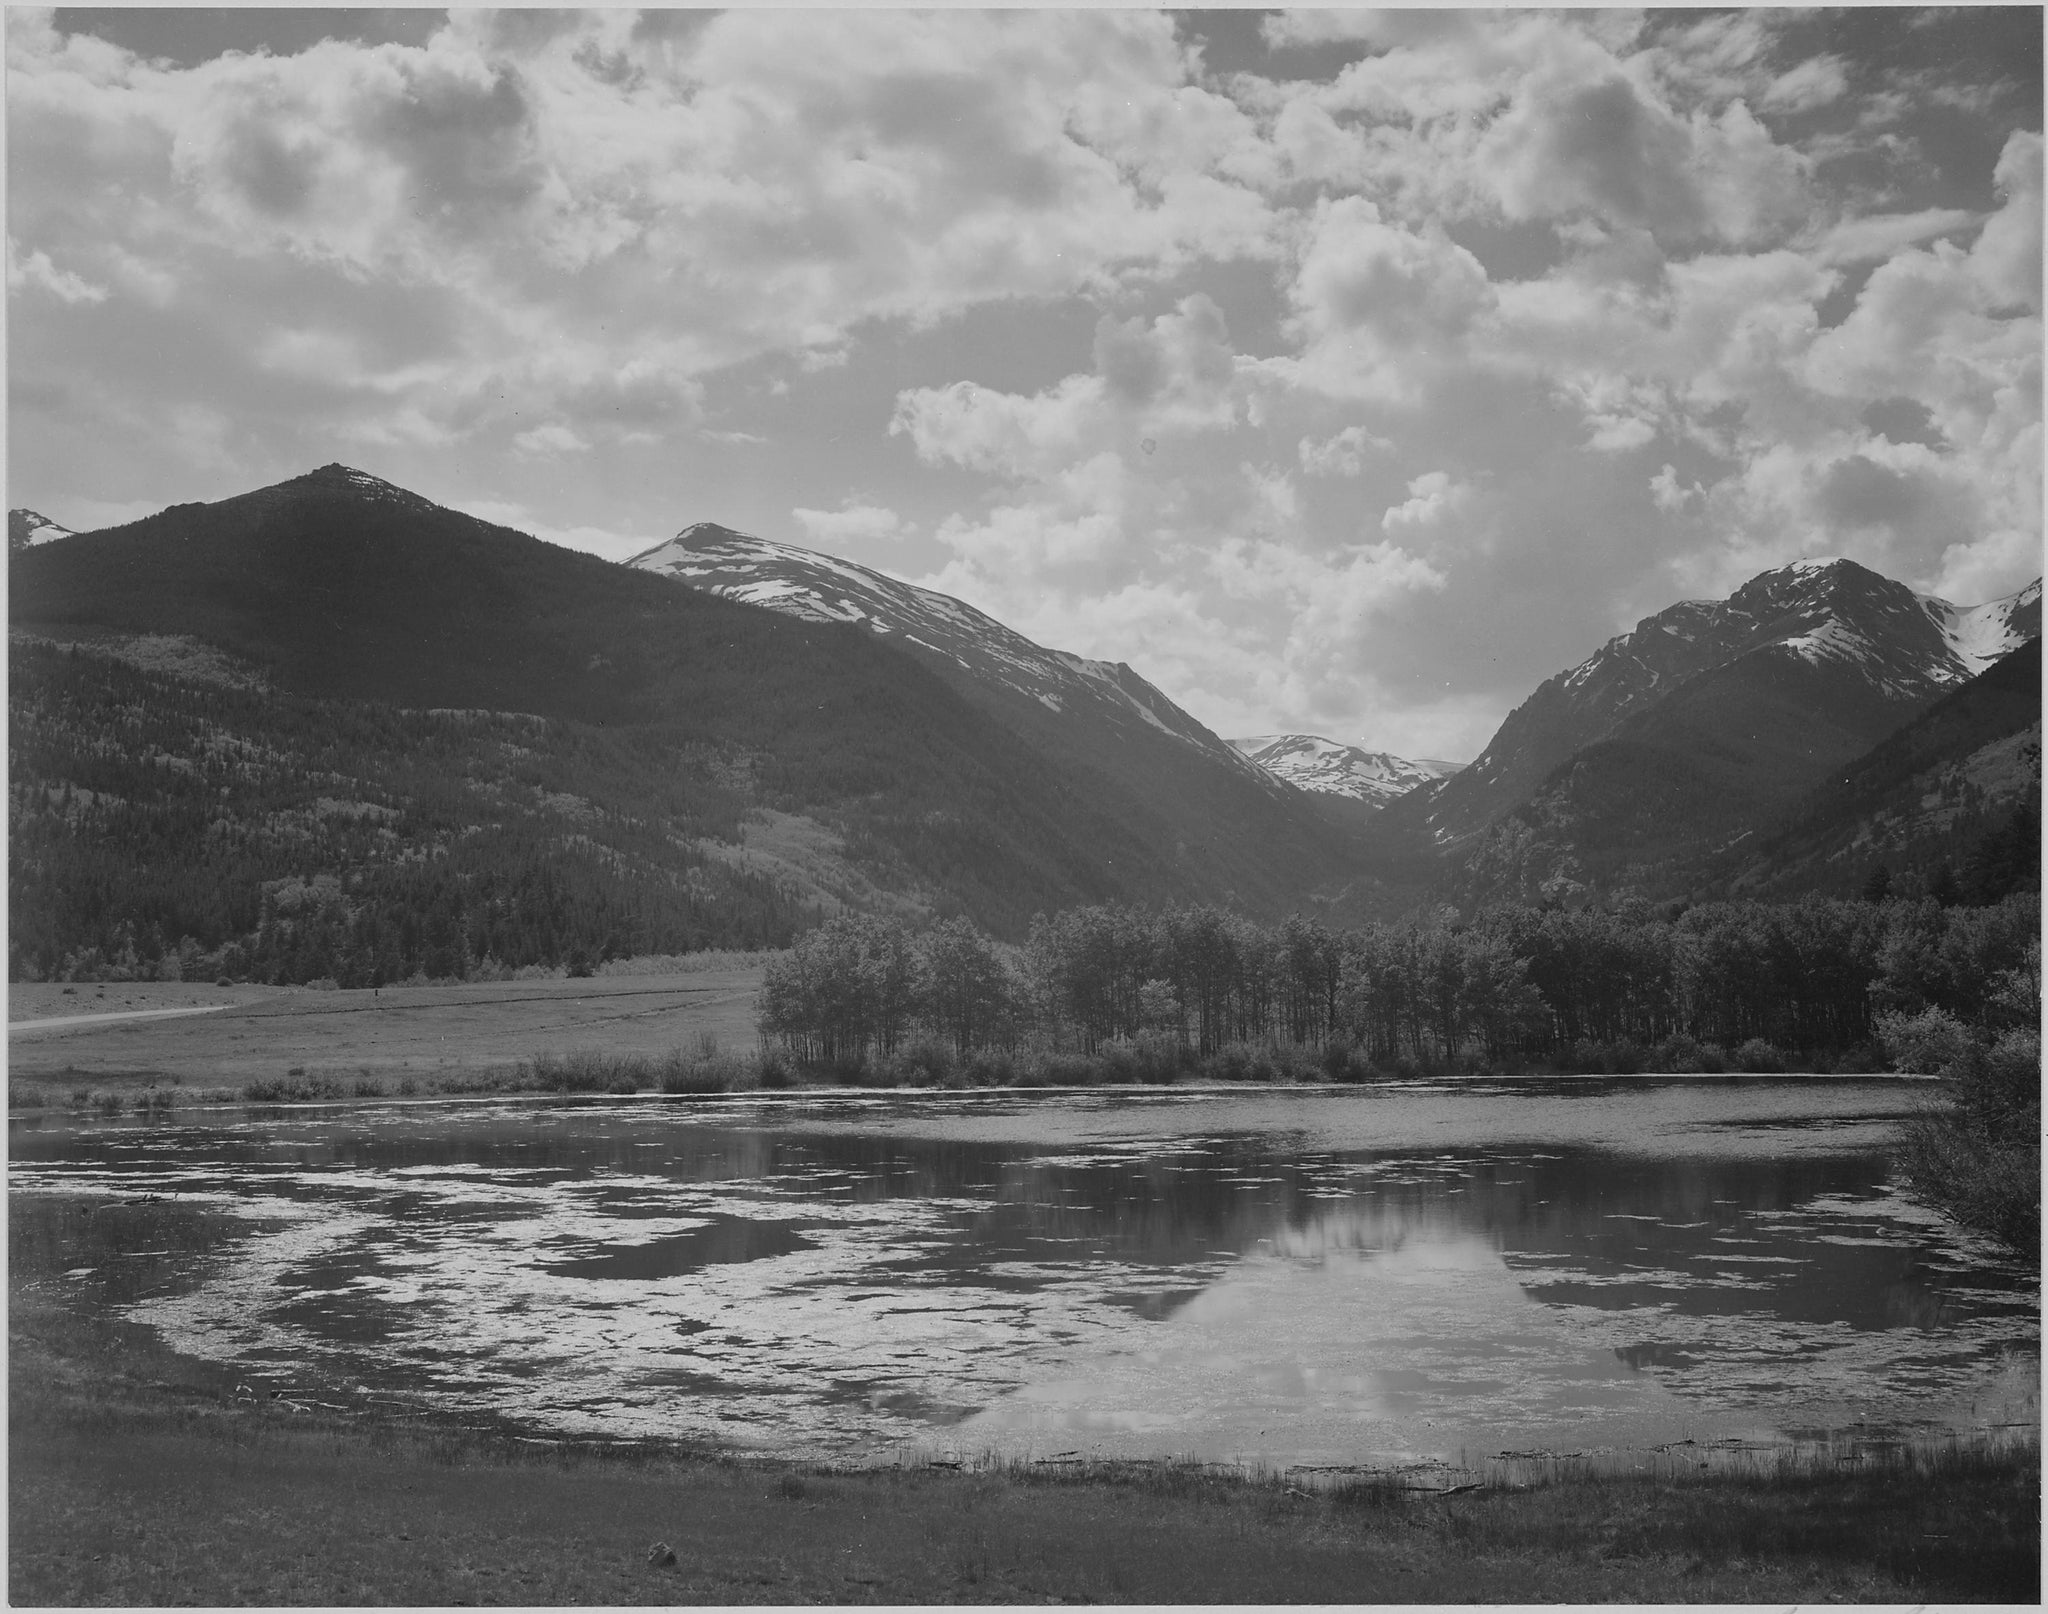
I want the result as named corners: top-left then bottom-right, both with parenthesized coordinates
top-left (7, 966), bottom-right (769, 1106)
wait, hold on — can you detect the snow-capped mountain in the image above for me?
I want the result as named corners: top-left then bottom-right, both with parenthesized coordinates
top-left (9, 508), bottom-right (74, 553)
top-left (1229, 734), bottom-right (1463, 808)
top-left (1412, 558), bottom-right (2043, 847)
top-left (630, 523), bottom-right (1268, 780)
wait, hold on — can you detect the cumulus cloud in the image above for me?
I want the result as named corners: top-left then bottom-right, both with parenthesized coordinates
top-left (1970, 130), bottom-right (2043, 313)
top-left (1283, 199), bottom-right (1496, 400)
top-left (1299, 423), bottom-right (1392, 476)
top-left (893, 294), bottom-right (1250, 481)
top-left (7, 7), bottom-right (2039, 757)
top-left (7, 8), bottom-right (1281, 491)
top-left (1649, 464), bottom-right (1703, 515)
top-left (1381, 471), bottom-right (1473, 535)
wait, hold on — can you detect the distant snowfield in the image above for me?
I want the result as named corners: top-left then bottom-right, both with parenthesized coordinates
top-left (1228, 734), bottom-right (1464, 806)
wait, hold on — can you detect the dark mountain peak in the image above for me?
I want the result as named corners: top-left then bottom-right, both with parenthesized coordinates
top-left (625, 522), bottom-right (767, 568)
top-left (274, 463), bottom-right (435, 508)
top-left (1729, 555), bottom-right (1907, 616)
top-left (1398, 553), bottom-right (2043, 854)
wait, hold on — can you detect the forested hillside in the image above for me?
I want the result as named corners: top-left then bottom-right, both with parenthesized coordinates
top-left (8, 636), bottom-right (808, 983)
top-left (631, 522), bottom-right (1381, 918)
top-left (1449, 641), bottom-right (2042, 910)
top-left (1717, 639), bottom-right (2042, 901)
top-left (7, 467), bottom-right (1392, 983)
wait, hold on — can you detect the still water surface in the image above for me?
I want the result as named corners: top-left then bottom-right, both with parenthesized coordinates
top-left (12, 1079), bottom-right (2038, 1472)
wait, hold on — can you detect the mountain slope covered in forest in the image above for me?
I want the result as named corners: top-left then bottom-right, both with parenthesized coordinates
top-left (1715, 637), bottom-right (2041, 901)
top-left (1402, 559), bottom-right (2040, 849)
top-left (8, 466), bottom-right (1378, 980)
top-left (1414, 559), bottom-right (2041, 907)
top-left (630, 521), bottom-right (1384, 914)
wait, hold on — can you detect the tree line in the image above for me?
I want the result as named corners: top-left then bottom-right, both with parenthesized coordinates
top-left (760, 891), bottom-right (2041, 1075)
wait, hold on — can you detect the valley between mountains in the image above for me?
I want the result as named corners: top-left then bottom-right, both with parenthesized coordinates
top-left (7, 463), bottom-right (2040, 987)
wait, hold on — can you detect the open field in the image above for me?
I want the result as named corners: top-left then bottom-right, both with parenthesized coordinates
top-left (7, 968), bottom-right (769, 1097)
top-left (8, 1191), bottom-right (2040, 1606)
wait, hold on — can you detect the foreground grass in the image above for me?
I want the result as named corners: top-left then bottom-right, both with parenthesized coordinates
top-left (11, 1196), bottom-right (2039, 1605)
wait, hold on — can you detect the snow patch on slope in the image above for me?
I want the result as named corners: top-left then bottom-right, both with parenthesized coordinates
top-left (1927, 579), bottom-right (2041, 677)
top-left (9, 508), bottom-right (75, 551)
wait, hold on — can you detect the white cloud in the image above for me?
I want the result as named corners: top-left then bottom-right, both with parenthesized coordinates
top-left (1299, 424), bottom-right (1391, 477)
top-left (1284, 199), bottom-right (1495, 400)
top-left (1584, 414), bottom-right (1658, 453)
top-left (792, 502), bottom-right (906, 547)
top-left (1969, 130), bottom-right (2043, 314)
top-left (454, 498), bottom-right (654, 563)
top-left (1649, 464), bottom-right (1701, 515)
top-left (1759, 54), bottom-right (1850, 115)
top-left (6, 7), bottom-right (2039, 757)
top-left (512, 422), bottom-right (589, 456)
top-left (7, 241), bottom-right (107, 303)
top-left (1806, 208), bottom-right (1978, 266)
top-left (6, 9), bottom-right (1284, 475)
top-left (893, 294), bottom-right (1250, 480)
top-left (1381, 471), bottom-right (1473, 535)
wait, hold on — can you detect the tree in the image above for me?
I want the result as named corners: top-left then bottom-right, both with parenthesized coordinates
top-left (1882, 940), bottom-right (2040, 1262)
top-left (1927, 862), bottom-right (1962, 908)
top-left (918, 918), bottom-right (1014, 1054)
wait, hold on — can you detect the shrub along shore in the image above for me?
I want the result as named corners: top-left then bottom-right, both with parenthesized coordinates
top-left (0, 1027), bottom-right (1937, 1124)
top-left (9, 1193), bottom-right (2038, 1606)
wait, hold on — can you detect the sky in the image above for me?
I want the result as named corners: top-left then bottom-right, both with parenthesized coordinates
top-left (8, 6), bottom-right (2042, 761)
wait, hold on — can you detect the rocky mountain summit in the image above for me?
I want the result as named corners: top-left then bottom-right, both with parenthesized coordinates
top-left (1227, 734), bottom-right (1462, 809)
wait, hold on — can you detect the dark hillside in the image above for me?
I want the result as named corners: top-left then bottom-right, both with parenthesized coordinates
top-left (9, 467), bottom-right (1356, 968)
top-left (1441, 646), bottom-right (1949, 907)
top-left (1716, 638), bottom-right (2042, 900)
top-left (7, 637), bottom-right (807, 983)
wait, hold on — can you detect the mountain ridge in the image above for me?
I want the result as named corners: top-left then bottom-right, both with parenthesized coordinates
top-left (628, 519), bottom-right (1385, 916)
top-left (1424, 558), bottom-right (2041, 909)
top-left (1227, 733), bottom-right (1463, 809)
top-left (1400, 557), bottom-right (2042, 853)
top-left (10, 464), bottom-right (1377, 946)
top-left (629, 523), bottom-right (1274, 786)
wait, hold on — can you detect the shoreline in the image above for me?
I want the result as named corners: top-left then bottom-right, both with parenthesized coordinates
top-left (7, 1066), bottom-right (1940, 1127)
top-left (11, 1253), bottom-right (2039, 1606)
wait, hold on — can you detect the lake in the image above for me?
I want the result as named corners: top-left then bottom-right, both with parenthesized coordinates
top-left (11, 1078), bottom-right (2038, 1478)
